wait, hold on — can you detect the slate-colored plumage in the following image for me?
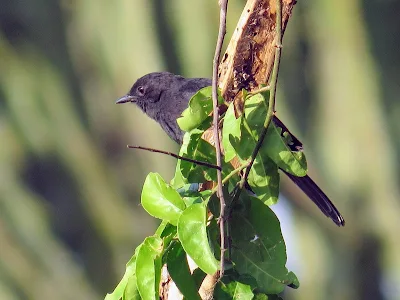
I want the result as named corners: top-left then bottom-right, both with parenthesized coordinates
top-left (116, 72), bottom-right (345, 226)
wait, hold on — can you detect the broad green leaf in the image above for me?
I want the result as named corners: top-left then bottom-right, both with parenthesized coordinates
top-left (226, 118), bottom-right (254, 161)
top-left (180, 186), bottom-right (211, 207)
top-left (222, 107), bottom-right (280, 204)
top-left (213, 273), bottom-right (257, 299)
top-left (178, 130), bottom-right (206, 182)
top-left (243, 93), bottom-right (267, 136)
top-left (104, 247), bottom-right (140, 300)
top-left (172, 132), bottom-right (193, 186)
top-left (141, 173), bottom-right (185, 226)
top-left (247, 154), bottom-right (280, 205)
top-left (177, 86), bottom-right (223, 132)
top-left (122, 274), bottom-right (140, 300)
top-left (179, 130), bottom-right (217, 182)
top-left (222, 102), bottom-right (242, 162)
top-left (177, 203), bottom-right (219, 275)
top-left (254, 294), bottom-right (283, 300)
top-left (259, 124), bottom-right (307, 176)
top-left (214, 280), bottom-right (254, 300)
top-left (155, 221), bottom-right (177, 255)
top-left (178, 129), bottom-right (235, 184)
top-left (231, 112), bottom-right (280, 205)
top-left (230, 193), bottom-right (298, 294)
top-left (136, 236), bottom-right (163, 300)
top-left (244, 94), bottom-right (307, 176)
top-left (171, 162), bottom-right (186, 189)
top-left (166, 241), bottom-right (201, 300)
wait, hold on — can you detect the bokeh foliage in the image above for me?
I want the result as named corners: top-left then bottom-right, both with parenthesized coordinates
top-left (0, 0), bottom-right (399, 299)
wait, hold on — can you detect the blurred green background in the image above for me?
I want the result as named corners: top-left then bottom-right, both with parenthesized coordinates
top-left (1, 0), bottom-right (399, 299)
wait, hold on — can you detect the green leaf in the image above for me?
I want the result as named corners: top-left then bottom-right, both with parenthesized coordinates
top-left (192, 268), bottom-right (207, 290)
top-left (258, 124), bottom-right (307, 176)
top-left (177, 203), bottom-right (219, 275)
top-left (166, 241), bottom-right (201, 300)
top-left (178, 130), bottom-right (235, 185)
top-left (171, 162), bottom-right (186, 189)
top-left (136, 236), bottom-right (163, 300)
top-left (244, 94), bottom-right (307, 176)
top-left (141, 173), bottom-right (186, 226)
top-left (214, 279), bottom-right (254, 300)
top-left (247, 154), bottom-right (280, 205)
top-left (177, 86), bottom-right (223, 132)
top-left (179, 186), bottom-right (211, 207)
top-left (207, 217), bottom-right (221, 261)
top-left (243, 93), bottom-right (268, 136)
top-left (104, 248), bottom-right (139, 300)
top-left (230, 193), bottom-right (298, 294)
top-left (179, 130), bottom-right (217, 182)
top-left (287, 271), bottom-right (300, 289)
top-left (224, 105), bottom-right (280, 205)
top-left (253, 294), bottom-right (269, 300)
top-left (253, 294), bottom-right (283, 300)
top-left (154, 220), bottom-right (169, 237)
top-left (225, 117), bottom-right (254, 162)
top-left (221, 96), bottom-right (279, 205)
top-left (222, 102), bottom-right (242, 162)
top-left (122, 274), bottom-right (140, 300)
top-left (155, 222), bottom-right (177, 255)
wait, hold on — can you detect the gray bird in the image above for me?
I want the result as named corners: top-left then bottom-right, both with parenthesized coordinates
top-left (116, 72), bottom-right (345, 226)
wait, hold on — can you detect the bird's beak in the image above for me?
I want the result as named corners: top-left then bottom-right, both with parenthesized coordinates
top-left (116, 95), bottom-right (136, 104)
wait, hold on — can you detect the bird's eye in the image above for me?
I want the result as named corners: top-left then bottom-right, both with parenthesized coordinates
top-left (137, 86), bottom-right (145, 96)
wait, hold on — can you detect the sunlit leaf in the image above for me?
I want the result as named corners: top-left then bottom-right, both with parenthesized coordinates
top-left (177, 86), bottom-right (223, 132)
top-left (222, 102), bottom-right (241, 162)
top-left (214, 279), bottom-right (254, 300)
top-left (177, 203), bottom-right (219, 275)
top-left (136, 236), bottom-right (163, 300)
top-left (247, 154), bottom-right (280, 205)
top-left (104, 247), bottom-right (140, 300)
top-left (154, 221), bottom-right (177, 254)
top-left (141, 173), bottom-right (186, 226)
top-left (171, 162), bottom-right (187, 189)
top-left (224, 109), bottom-right (279, 205)
top-left (154, 220), bottom-right (169, 237)
top-left (178, 130), bottom-right (209, 182)
top-left (244, 94), bottom-right (307, 176)
top-left (122, 274), bottom-right (140, 300)
top-left (178, 129), bottom-right (235, 184)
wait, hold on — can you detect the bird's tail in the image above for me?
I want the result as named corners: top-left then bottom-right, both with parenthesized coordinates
top-left (282, 171), bottom-right (345, 226)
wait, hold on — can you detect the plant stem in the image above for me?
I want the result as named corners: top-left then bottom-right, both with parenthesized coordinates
top-left (212, 0), bottom-right (229, 278)
top-left (239, 0), bottom-right (283, 190)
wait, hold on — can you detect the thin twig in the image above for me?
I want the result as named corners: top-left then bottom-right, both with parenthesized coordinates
top-left (239, 0), bottom-right (283, 190)
top-left (246, 85), bottom-right (271, 97)
top-left (212, 0), bottom-right (229, 278)
top-left (127, 145), bottom-right (221, 170)
top-left (209, 162), bottom-right (250, 196)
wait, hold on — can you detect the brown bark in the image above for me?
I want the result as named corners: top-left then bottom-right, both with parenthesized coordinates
top-left (218, 0), bottom-right (296, 107)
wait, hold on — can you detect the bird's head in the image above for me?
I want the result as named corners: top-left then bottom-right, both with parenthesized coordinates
top-left (116, 72), bottom-right (182, 115)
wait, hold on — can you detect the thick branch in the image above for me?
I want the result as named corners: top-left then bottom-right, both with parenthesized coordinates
top-left (218, 0), bottom-right (296, 105)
